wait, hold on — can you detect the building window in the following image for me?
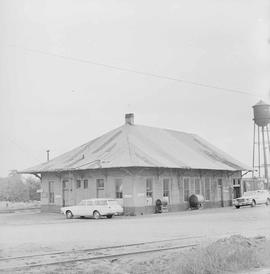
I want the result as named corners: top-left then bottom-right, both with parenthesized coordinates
top-left (48, 181), bottom-right (54, 203)
top-left (163, 179), bottom-right (169, 197)
top-left (96, 179), bottom-right (105, 198)
top-left (76, 180), bottom-right (81, 189)
top-left (205, 178), bottom-right (211, 200)
top-left (184, 178), bottom-right (189, 201)
top-left (195, 178), bottom-right (200, 195)
top-left (83, 180), bottom-right (88, 189)
top-left (115, 179), bottom-right (123, 199)
top-left (146, 178), bottom-right (153, 198)
top-left (218, 179), bottom-right (222, 186)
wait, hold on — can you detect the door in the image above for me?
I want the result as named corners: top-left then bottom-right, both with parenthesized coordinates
top-left (218, 179), bottom-right (224, 207)
top-left (146, 178), bottom-right (153, 206)
top-left (96, 179), bottom-right (105, 198)
top-left (63, 180), bottom-right (72, 206)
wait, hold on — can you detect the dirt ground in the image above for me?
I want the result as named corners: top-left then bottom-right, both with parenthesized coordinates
top-left (1, 205), bottom-right (270, 259)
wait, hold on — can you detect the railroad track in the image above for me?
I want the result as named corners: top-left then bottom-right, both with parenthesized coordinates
top-left (0, 235), bottom-right (201, 272)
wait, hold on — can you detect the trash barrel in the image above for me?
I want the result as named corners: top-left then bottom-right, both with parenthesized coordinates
top-left (161, 200), bottom-right (168, 213)
top-left (189, 194), bottom-right (204, 209)
top-left (155, 199), bottom-right (162, 213)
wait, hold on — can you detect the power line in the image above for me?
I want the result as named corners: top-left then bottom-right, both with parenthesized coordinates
top-left (9, 44), bottom-right (259, 97)
top-left (6, 137), bottom-right (41, 162)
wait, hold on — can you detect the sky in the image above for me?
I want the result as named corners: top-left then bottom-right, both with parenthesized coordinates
top-left (0, 0), bottom-right (269, 177)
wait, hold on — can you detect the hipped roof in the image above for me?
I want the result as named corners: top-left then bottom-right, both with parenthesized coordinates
top-left (22, 123), bottom-right (250, 173)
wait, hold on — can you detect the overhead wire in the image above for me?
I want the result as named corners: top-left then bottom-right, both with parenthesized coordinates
top-left (9, 44), bottom-right (259, 97)
top-left (5, 137), bottom-right (41, 162)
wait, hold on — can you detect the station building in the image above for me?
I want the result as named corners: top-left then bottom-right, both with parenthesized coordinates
top-left (22, 114), bottom-right (249, 214)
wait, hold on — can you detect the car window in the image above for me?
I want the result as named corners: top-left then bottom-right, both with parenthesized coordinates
top-left (79, 200), bottom-right (87, 206)
top-left (96, 200), bottom-right (107, 205)
top-left (108, 200), bottom-right (119, 206)
top-left (87, 200), bottom-right (94, 206)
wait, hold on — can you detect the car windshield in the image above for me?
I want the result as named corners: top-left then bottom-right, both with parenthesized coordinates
top-left (257, 190), bottom-right (267, 194)
top-left (108, 200), bottom-right (119, 206)
top-left (243, 191), bottom-right (255, 197)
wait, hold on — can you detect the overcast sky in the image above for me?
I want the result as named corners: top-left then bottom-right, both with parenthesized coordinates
top-left (0, 0), bottom-right (269, 177)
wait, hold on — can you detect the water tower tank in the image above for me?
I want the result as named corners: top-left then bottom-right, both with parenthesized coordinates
top-left (253, 100), bottom-right (270, 127)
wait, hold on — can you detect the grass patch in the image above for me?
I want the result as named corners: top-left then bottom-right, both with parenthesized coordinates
top-left (124, 235), bottom-right (270, 274)
top-left (176, 235), bottom-right (270, 274)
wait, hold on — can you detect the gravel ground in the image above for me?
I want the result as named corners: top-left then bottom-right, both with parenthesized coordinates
top-left (1, 205), bottom-right (270, 259)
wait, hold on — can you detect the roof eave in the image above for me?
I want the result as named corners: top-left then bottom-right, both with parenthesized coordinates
top-left (18, 165), bottom-right (250, 174)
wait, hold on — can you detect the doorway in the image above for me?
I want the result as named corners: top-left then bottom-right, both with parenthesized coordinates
top-left (62, 180), bottom-right (72, 206)
top-left (233, 186), bottom-right (241, 199)
top-left (218, 179), bottom-right (224, 207)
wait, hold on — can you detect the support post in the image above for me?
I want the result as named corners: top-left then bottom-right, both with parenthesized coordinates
top-left (258, 126), bottom-right (261, 177)
top-left (252, 122), bottom-right (256, 177)
top-left (262, 126), bottom-right (269, 187)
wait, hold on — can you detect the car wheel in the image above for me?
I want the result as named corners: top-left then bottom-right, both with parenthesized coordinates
top-left (66, 210), bottom-right (73, 219)
top-left (266, 198), bottom-right (270, 206)
top-left (235, 205), bottom-right (240, 209)
top-left (251, 200), bottom-right (256, 207)
top-left (107, 215), bottom-right (113, 219)
top-left (93, 210), bottom-right (101, 219)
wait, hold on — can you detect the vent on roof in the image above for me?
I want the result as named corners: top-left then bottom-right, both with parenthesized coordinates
top-left (125, 113), bottom-right (134, 125)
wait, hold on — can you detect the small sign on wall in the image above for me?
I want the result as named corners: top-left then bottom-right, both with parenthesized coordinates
top-left (137, 193), bottom-right (145, 197)
top-left (55, 195), bottom-right (62, 199)
top-left (124, 194), bottom-right (132, 198)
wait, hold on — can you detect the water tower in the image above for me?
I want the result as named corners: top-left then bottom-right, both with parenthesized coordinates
top-left (252, 100), bottom-right (270, 188)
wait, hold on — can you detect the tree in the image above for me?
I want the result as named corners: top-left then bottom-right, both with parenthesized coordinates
top-left (24, 176), bottom-right (41, 201)
top-left (0, 171), bottom-right (41, 202)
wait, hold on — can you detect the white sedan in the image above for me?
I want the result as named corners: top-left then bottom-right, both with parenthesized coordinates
top-left (233, 190), bottom-right (270, 209)
top-left (60, 198), bottom-right (123, 219)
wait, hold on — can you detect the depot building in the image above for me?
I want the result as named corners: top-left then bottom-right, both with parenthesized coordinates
top-left (21, 114), bottom-right (249, 215)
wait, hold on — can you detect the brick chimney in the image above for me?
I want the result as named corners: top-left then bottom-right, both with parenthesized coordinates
top-left (125, 113), bottom-right (134, 125)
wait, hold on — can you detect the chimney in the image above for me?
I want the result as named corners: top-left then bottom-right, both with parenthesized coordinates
top-left (125, 113), bottom-right (134, 125)
top-left (46, 150), bottom-right (50, 162)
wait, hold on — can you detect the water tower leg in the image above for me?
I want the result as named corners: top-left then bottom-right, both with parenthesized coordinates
top-left (258, 126), bottom-right (261, 177)
top-left (252, 122), bottom-right (256, 178)
top-left (266, 124), bottom-right (270, 156)
top-left (267, 125), bottom-right (270, 189)
top-left (262, 126), bottom-right (269, 187)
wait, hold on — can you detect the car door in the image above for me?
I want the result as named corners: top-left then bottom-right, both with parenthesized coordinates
top-left (95, 200), bottom-right (107, 215)
top-left (75, 200), bottom-right (86, 215)
top-left (260, 191), bottom-right (267, 204)
top-left (256, 191), bottom-right (264, 204)
top-left (86, 200), bottom-right (94, 216)
top-left (255, 191), bottom-right (262, 205)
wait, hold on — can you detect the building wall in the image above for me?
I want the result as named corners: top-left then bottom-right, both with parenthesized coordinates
top-left (40, 168), bottom-right (241, 214)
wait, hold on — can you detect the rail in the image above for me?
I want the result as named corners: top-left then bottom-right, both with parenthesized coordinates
top-left (0, 235), bottom-right (202, 272)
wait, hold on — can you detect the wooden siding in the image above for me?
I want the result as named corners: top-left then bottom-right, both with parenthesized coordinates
top-left (40, 167), bottom-right (241, 214)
